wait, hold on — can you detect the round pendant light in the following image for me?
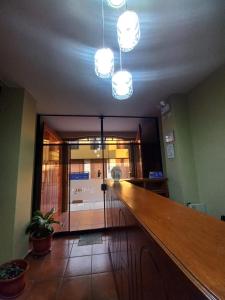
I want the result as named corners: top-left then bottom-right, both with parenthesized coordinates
top-left (112, 70), bottom-right (133, 100)
top-left (117, 10), bottom-right (140, 52)
top-left (95, 48), bottom-right (114, 78)
top-left (107, 0), bottom-right (126, 8)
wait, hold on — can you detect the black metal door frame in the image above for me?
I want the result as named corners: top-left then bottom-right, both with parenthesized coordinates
top-left (33, 114), bottom-right (160, 233)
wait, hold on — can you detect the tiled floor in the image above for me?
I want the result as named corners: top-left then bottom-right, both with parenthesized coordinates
top-left (55, 209), bottom-right (105, 232)
top-left (70, 210), bottom-right (105, 231)
top-left (1, 233), bottom-right (118, 300)
top-left (70, 201), bottom-right (104, 211)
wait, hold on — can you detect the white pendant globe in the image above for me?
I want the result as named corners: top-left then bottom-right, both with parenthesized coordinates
top-left (95, 48), bottom-right (114, 78)
top-left (107, 0), bottom-right (126, 8)
top-left (112, 70), bottom-right (133, 100)
top-left (117, 10), bottom-right (140, 52)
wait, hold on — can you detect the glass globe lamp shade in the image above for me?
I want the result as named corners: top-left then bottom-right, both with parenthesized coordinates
top-left (107, 0), bottom-right (126, 8)
top-left (95, 48), bottom-right (114, 78)
top-left (117, 10), bottom-right (140, 52)
top-left (112, 70), bottom-right (133, 100)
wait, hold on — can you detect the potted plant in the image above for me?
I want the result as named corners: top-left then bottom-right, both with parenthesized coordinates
top-left (25, 208), bottom-right (60, 256)
top-left (0, 259), bottom-right (29, 298)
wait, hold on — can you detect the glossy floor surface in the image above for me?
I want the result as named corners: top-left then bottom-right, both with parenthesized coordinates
top-left (1, 233), bottom-right (118, 300)
top-left (54, 209), bottom-right (105, 232)
top-left (70, 210), bottom-right (105, 231)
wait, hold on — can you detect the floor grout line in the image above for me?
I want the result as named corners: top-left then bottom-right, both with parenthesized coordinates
top-left (24, 231), bottom-right (115, 300)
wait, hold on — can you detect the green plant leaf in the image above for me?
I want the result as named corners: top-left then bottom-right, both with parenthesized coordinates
top-left (44, 208), bottom-right (55, 220)
top-left (25, 208), bottom-right (61, 238)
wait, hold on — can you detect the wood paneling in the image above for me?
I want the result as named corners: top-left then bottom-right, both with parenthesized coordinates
top-left (41, 124), bottom-right (63, 215)
top-left (106, 181), bottom-right (225, 300)
top-left (127, 178), bottom-right (169, 197)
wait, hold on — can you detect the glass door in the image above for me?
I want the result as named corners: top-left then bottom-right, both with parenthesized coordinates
top-left (40, 124), bottom-right (69, 232)
top-left (68, 140), bottom-right (104, 231)
top-left (37, 115), bottom-right (162, 233)
top-left (102, 117), bottom-right (144, 182)
top-left (39, 116), bottom-right (104, 233)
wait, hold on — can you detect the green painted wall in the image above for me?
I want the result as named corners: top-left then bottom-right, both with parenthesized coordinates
top-left (188, 66), bottom-right (225, 218)
top-left (161, 95), bottom-right (199, 204)
top-left (0, 88), bottom-right (36, 263)
top-left (161, 66), bottom-right (225, 218)
top-left (0, 88), bottom-right (24, 263)
top-left (13, 91), bottom-right (36, 258)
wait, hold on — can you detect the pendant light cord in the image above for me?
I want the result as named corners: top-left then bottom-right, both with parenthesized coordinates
top-left (102, 0), bottom-right (105, 48)
top-left (119, 48), bottom-right (123, 71)
top-left (119, 0), bottom-right (128, 70)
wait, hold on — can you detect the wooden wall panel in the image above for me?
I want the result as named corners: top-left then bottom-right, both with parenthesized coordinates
top-left (106, 184), bottom-right (218, 300)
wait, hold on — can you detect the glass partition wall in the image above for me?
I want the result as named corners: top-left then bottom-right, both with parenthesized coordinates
top-left (35, 116), bottom-right (162, 233)
top-left (69, 143), bottom-right (104, 231)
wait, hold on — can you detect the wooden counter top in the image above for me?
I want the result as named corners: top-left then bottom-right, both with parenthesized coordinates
top-left (108, 180), bottom-right (225, 299)
top-left (127, 177), bottom-right (169, 197)
top-left (126, 177), bottom-right (168, 183)
top-left (127, 177), bottom-right (168, 182)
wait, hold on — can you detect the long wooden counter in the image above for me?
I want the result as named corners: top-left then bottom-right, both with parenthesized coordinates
top-left (106, 180), bottom-right (225, 300)
top-left (127, 177), bottom-right (169, 197)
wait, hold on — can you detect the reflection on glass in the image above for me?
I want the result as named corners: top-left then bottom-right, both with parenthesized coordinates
top-left (39, 116), bottom-right (161, 233)
top-left (69, 145), bottom-right (104, 231)
top-left (40, 124), bottom-right (69, 233)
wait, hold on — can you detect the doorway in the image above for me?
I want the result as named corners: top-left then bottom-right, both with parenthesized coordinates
top-left (35, 116), bottom-right (162, 233)
top-left (69, 140), bottom-right (105, 231)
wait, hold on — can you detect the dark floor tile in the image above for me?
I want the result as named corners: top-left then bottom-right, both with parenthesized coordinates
top-left (0, 279), bottom-right (33, 300)
top-left (92, 272), bottom-right (118, 300)
top-left (65, 256), bottom-right (92, 277)
top-left (57, 275), bottom-right (92, 300)
top-left (52, 237), bottom-right (73, 246)
top-left (92, 254), bottom-right (112, 274)
top-left (25, 278), bottom-right (60, 300)
top-left (73, 238), bottom-right (80, 244)
top-left (54, 235), bottom-right (80, 244)
top-left (102, 234), bottom-right (109, 241)
top-left (92, 241), bottom-right (109, 255)
top-left (25, 255), bottom-right (45, 280)
top-left (17, 234), bottom-right (116, 300)
top-left (50, 243), bottom-right (72, 258)
top-left (71, 237), bottom-right (80, 244)
top-left (70, 244), bottom-right (92, 257)
top-left (37, 257), bottom-right (68, 279)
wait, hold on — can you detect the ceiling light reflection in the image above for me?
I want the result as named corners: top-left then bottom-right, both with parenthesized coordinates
top-left (117, 11), bottom-right (140, 52)
top-left (112, 70), bottom-right (133, 100)
top-left (107, 0), bottom-right (126, 9)
top-left (95, 48), bottom-right (114, 78)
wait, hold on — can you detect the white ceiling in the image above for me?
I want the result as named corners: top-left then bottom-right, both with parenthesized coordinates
top-left (0, 0), bottom-right (225, 116)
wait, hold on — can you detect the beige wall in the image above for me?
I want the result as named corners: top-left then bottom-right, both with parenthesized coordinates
top-left (0, 88), bottom-right (36, 263)
top-left (161, 65), bottom-right (225, 218)
top-left (71, 145), bottom-right (129, 160)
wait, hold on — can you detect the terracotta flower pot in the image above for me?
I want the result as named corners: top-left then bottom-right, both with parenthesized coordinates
top-left (0, 259), bottom-right (29, 299)
top-left (31, 234), bottom-right (52, 256)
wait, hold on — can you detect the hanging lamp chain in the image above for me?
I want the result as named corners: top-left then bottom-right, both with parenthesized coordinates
top-left (119, 47), bottom-right (123, 71)
top-left (119, 0), bottom-right (126, 71)
top-left (101, 0), bottom-right (105, 48)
